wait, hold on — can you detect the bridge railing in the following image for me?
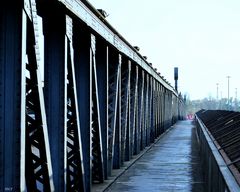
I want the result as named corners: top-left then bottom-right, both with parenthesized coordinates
top-left (195, 110), bottom-right (240, 192)
top-left (0, 0), bottom-right (185, 191)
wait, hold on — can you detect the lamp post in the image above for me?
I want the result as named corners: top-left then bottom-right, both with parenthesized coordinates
top-left (227, 76), bottom-right (231, 110)
top-left (216, 83), bottom-right (219, 109)
top-left (235, 88), bottom-right (238, 111)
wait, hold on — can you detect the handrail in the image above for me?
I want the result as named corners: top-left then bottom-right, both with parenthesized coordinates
top-left (196, 114), bottom-right (240, 191)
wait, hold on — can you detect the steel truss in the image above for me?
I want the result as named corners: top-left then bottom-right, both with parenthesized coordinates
top-left (90, 35), bottom-right (104, 184)
top-left (0, 0), bottom-right (185, 191)
top-left (65, 16), bottom-right (85, 191)
top-left (23, 0), bottom-right (54, 191)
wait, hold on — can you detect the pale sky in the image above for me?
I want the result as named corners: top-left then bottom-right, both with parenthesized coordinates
top-left (88, 0), bottom-right (240, 100)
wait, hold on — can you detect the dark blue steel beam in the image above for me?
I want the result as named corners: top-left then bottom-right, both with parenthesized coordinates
top-left (152, 80), bottom-right (157, 139)
top-left (91, 34), bottom-right (104, 184)
top-left (141, 73), bottom-right (147, 149)
top-left (144, 74), bottom-right (149, 147)
top-left (120, 58), bottom-right (131, 162)
top-left (43, 3), bottom-right (87, 191)
top-left (129, 65), bottom-right (137, 157)
top-left (155, 82), bottom-right (160, 136)
top-left (23, 1), bottom-right (54, 190)
top-left (161, 85), bottom-right (165, 132)
top-left (149, 77), bottom-right (155, 143)
top-left (133, 66), bottom-right (139, 155)
top-left (1, 1), bottom-right (54, 190)
top-left (125, 61), bottom-right (131, 161)
top-left (73, 19), bottom-right (91, 192)
top-left (158, 83), bottom-right (162, 135)
top-left (139, 70), bottom-right (145, 151)
top-left (66, 16), bottom-right (85, 191)
top-left (42, 3), bottom-right (66, 191)
top-left (113, 54), bottom-right (122, 169)
top-left (107, 47), bottom-right (121, 173)
top-left (0, 2), bottom-right (22, 191)
top-left (151, 80), bottom-right (156, 140)
top-left (95, 36), bottom-right (108, 179)
top-left (0, 1), bottom-right (186, 191)
top-left (145, 74), bottom-right (151, 146)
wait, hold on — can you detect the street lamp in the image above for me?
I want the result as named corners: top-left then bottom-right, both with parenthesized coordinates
top-left (235, 88), bottom-right (238, 111)
top-left (227, 76), bottom-right (231, 110)
top-left (216, 83), bottom-right (219, 100)
top-left (216, 83), bottom-right (219, 109)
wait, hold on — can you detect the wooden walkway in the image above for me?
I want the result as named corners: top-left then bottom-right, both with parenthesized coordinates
top-left (104, 120), bottom-right (205, 192)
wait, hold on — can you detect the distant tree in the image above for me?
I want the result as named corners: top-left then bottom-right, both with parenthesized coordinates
top-left (185, 96), bottom-right (240, 114)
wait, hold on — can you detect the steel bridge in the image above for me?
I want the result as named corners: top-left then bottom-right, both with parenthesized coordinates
top-left (0, 0), bottom-right (185, 191)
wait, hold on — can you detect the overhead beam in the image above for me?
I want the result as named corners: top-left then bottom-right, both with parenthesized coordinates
top-left (58, 0), bottom-right (177, 94)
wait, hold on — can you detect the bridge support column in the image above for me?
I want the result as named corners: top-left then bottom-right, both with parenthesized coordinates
top-left (90, 34), bottom-right (104, 184)
top-left (95, 37), bottom-right (108, 180)
top-left (129, 65), bottom-right (136, 157)
top-left (0, 2), bottom-right (23, 191)
top-left (1, 1), bottom-right (55, 191)
top-left (120, 59), bottom-right (131, 162)
top-left (131, 66), bottom-right (139, 155)
top-left (43, 6), bottom-right (85, 191)
top-left (42, 3), bottom-right (66, 192)
top-left (73, 19), bottom-right (91, 192)
top-left (108, 49), bottom-right (121, 173)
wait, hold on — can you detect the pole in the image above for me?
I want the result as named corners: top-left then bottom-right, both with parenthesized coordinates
top-left (216, 83), bottom-right (219, 109)
top-left (227, 76), bottom-right (231, 110)
top-left (235, 88), bottom-right (237, 100)
top-left (235, 88), bottom-right (238, 111)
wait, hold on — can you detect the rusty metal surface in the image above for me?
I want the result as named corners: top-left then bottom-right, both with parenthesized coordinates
top-left (104, 121), bottom-right (205, 192)
top-left (196, 110), bottom-right (240, 185)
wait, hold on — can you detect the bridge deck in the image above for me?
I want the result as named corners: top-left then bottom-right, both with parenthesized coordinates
top-left (103, 120), bottom-right (205, 192)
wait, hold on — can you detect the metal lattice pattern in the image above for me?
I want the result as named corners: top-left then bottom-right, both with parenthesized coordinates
top-left (144, 75), bottom-right (149, 147)
top-left (91, 35), bottom-right (104, 183)
top-left (0, 0), bottom-right (185, 190)
top-left (130, 66), bottom-right (138, 155)
top-left (66, 38), bottom-right (85, 191)
top-left (129, 66), bottom-right (135, 156)
top-left (24, 8), bottom-right (53, 191)
top-left (120, 61), bottom-right (131, 162)
top-left (25, 57), bottom-right (51, 191)
top-left (137, 71), bottom-right (144, 151)
top-left (108, 52), bottom-right (121, 172)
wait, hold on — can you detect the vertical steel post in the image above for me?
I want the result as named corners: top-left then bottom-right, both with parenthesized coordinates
top-left (113, 54), bottom-right (122, 169)
top-left (65, 15), bottom-right (85, 191)
top-left (159, 84), bottom-right (162, 134)
top-left (42, 2), bottom-right (65, 191)
top-left (95, 37), bottom-right (108, 179)
top-left (23, 0), bottom-right (54, 190)
top-left (125, 61), bottom-right (131, 161)
top-left (73, 20), bottom-right (91, 191)
top-left (138, 70), bottom-right (145, 151)
top-left (149, 77), bottom-right (154, 143)
top-left (108, 48), bottom-right (121, 174)
top-left (120, 58), bottom-right (131, 162)
top-left (145, 74), bottom-right (150, 146)
top-left (156, 83), bottom-right (160, 136)
top-left (133, 66), bottom-right (139, 155)
top-left (0, 1), bottom-right (22, 190)
top-left (91, 34), bottom-right (104, 184)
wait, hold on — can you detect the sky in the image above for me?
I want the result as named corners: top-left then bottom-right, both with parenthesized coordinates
top-left (88, 0), bottom-right (240, 100)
